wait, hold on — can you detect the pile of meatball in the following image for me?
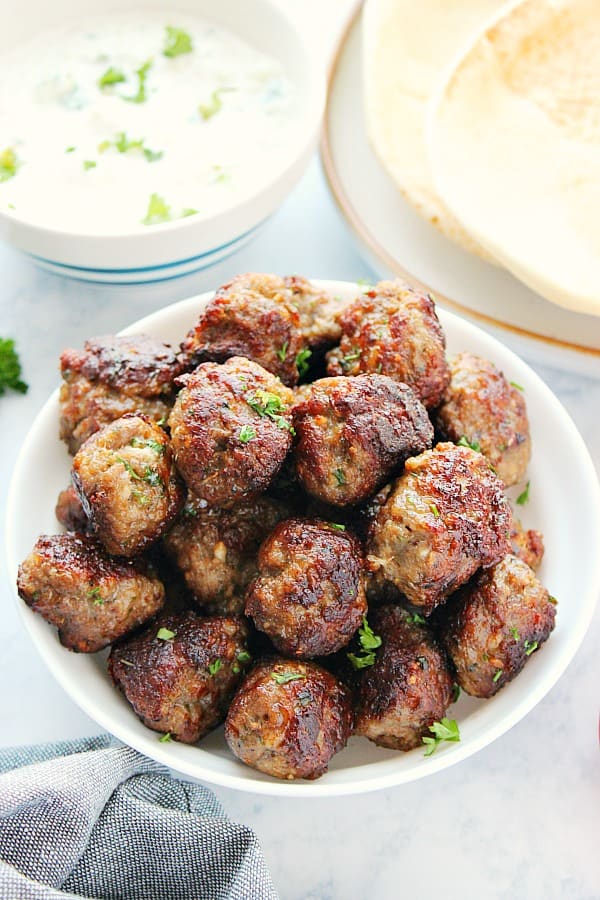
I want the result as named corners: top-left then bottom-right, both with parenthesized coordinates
top-left (17, 273), bottom-right (556, 781)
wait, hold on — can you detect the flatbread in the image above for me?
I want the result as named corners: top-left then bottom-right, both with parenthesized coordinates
top-left (428, 0), bottom-right (600, 316)
top-left (362, 0), bottom-right (503, 260)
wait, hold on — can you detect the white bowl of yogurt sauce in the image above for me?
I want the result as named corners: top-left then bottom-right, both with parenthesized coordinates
top-left (0, 0), bottom-right (324, 282)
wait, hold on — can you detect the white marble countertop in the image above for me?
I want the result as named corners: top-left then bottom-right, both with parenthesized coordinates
top-left (1, 3), bottom-right (599, 898)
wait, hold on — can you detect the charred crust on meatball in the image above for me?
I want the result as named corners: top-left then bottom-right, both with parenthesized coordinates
top-left (224, 658), bottom-right (353, 780)
top-left (17, 532), bottom-right (165, 653)
top-left (245, 518), bottom-right (367, 658)
top-left (292, 375), bottom-right (434, 507)
top-left (109, 612), bottom-right (250, 743)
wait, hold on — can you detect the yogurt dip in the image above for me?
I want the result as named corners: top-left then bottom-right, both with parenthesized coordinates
top-left (0, 12), bottom-right (295, 233)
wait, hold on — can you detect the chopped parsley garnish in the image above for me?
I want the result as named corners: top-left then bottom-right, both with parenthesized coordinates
top-left (83, 160), bottom-right (97, 171)
top-left (0, 147), bottom-right (19, 182)
top-left (212, 164), bottom-right (230, 184)
top-left (236, 650), bottom-right (252, 665)
top-left (182, 207), bottom-right (198, 217)
top-left (87, 586), bottom-right (103, 606)
top-left (117, 456), bottom-right (164, 489)
top-left (65, 146), bottom-right (76, 153)
top-left (405, 611), bottom-right (427, 626)
top-left (328, 522), bottom-right (346, 531)
top-left (451, 683), bottom-right (461, 704)
top-left (208, 659), bottom-right (222, 676)
top-left (524, 639), bottom-right (538, 656)
top-left (271, 672), bottom-right (305, 685)
top-left (238, 425), bottom-right (256, 444)
top-left (124, 58), bottom-right (153, 104)
top-left (295, 347), bottom-right (311, 377)
top-left (510, 381), bottom-right (524, 392)
top-left (98, 66), bottom-right (126, 88)
top-left (276, 341), bottom-right (288, 362)
top-left (347, 616), bottom-right (382, 670)
top-left (493, 669), bottom-right (503, 683)
top-left (516, 481), bottom-right (530, 506)
top-left (334, 468), bottom-right (346, 485)
top-left (163, 25), bottom-right (193, 58)
top-left (245, 389), bottom-right (294, 433)
top-left (510, 626), bottom-right (520, 641)
top-left (158, 732), bottom-right (172, 743)
top-left (199, 89), bottom-right (224, 120)
top-left (100, 132), bottom-right (163, 162)
top-left (341, 349), bottom-right (361, 367)
top-left (130, 436), bottom-right (165, 455)
top-left (132, 490), bottom-right (151, 506)
top-left (0, 338), bottom-right (28, 395)
top-left (429, 503), bottom-right (440, 518)
top-left (457, 435), bottom-right (481, 453)
top-left (422, 718), bottom-right (461, 756)
top-left (357, 278), bottom-right (374, 290)
top-left (142, 192), bottom-right (171, 225)
top-left (157, 627), bottom-right (176, 641)
top-left (548, 595), bottom-right (558, 605)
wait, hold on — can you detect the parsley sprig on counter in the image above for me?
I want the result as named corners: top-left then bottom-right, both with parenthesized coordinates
top-left (0, 338), bottom-right (28, 395)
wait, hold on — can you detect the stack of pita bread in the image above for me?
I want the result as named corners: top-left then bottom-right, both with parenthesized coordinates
top-left (363, 0), bottom-right (600, 317)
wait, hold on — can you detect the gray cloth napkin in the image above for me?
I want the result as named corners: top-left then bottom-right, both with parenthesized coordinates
top-left (0, 736), bottom-right (278, 900)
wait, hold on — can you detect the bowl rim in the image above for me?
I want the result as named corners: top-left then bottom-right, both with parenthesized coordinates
top-left (6, 279), bottom-right (600, 796)
top-left (0, 0), bottom-right (326, 244)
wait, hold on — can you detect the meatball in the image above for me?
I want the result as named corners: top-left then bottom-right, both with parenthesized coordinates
top-left (168, 357), bottom-right (295, 507)
top-left (72, 414), bottom-right (184, 557)
top-left (326, 280), bottom-right (449, 408)
top-left (510, 519), bottom-right (544, 571)
top-left (367, 443), bottom-right (512, 614)
top-left (60, 334), bottom-right (182, 454)
top-left (353, 605), bottom-right (454, 751)
top-left (55, 485), bottom-right (89, 532)
top-left (17, 533), bottom-right (165, 652)
top-left (292, 375), bottom-right (433, 507)
top-left (224, 659), bottom-right (353, 780)
top-left (245, 518), bottom-right (367, 658)
top-left (220, 273), bottom-right (347, 351)
top-left (109, 613), bottom-right (250, 743)
top-left (433, 353), bottom-right (531, 486)
top-left (163, 494), bottom-right (289, 616)
top-left (441, 555), bottom-right (556, 698)
top-left (179, 278), bottom-right (305, 386)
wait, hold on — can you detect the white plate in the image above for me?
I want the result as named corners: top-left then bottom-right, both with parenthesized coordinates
top-left (321, 10), bottom-right (600, 377)
top-left (6, 280), bottom-right (600, 796)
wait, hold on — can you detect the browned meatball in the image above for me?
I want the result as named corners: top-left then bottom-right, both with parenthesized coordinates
top-left (60, 334), bottom-right (182, 454)
top-left (441, 555), bottom-right (556, 698)
top-left (367, 443), bottom-right (512, 614)
top-left (433, 353), bottom-right (531, 486)
top-left (224, 658), bottom-right (353, 780)
top-left (245, 518), bottom-right (367, 658)
top-left (17, 533), bottom-right (165, 652)
top-left (510, 519), bottom-right (544, 571)
top-left (220, 273), bottom-right (347, 351)
top-left (326, 280), bottom-right (449, 408)
top-left (163, 493), bottom-right (289, 616)
top-left (109, 613), bottom-right (250, 743)
top-left (55, 485), bottom-right (89, 532)
top-left (180, 279), bottom-right (304, 386)
top-left (293, 375), bottom-right (433, 507)
top-left (168, 357), bottom-right (295, 507)
top-left (353, 605), bottom-right (453, 750)
top-left (72, 414), bottom-right (184, 557)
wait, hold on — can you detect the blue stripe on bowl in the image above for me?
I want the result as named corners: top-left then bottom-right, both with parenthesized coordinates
top-left (26, 219), bottom-right (265, 275)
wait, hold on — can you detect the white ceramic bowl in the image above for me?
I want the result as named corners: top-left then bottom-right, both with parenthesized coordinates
top-left (0, 0), bottom-right (324, 283)
top-left (6, 280), bottom-right (600, 796)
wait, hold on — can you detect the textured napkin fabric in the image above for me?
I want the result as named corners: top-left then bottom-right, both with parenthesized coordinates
top-left (0, 736), bottom-right (278, 900)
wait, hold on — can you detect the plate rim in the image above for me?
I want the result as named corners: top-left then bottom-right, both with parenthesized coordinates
top-left (6, 280), bottom-right (600, 796)
top-left (319, 6), bottom-right (600, 361)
